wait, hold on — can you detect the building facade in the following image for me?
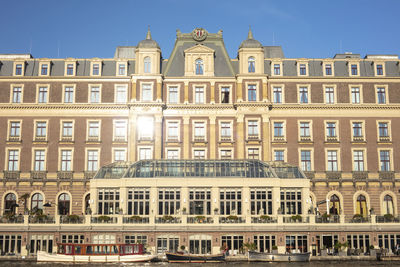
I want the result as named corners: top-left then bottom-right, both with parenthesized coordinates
top-left (0, 28), bottom-right (399, 256)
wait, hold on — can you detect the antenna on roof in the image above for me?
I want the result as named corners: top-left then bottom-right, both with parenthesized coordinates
top-left (272, 32), bottom-right (275, 46)
top-left (57, 40), bottom-right (60, 58)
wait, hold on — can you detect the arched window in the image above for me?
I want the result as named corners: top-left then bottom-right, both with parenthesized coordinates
top-left (4, 193), bottom-right (17, 214)
top-left (58, 193), bottom-right (70, 215)
top-left (85, 194), bottom-right (91, 214)
top-left (144, 57), bottom-right (151, 73)
top-left (248, 57), bottom-right (255, 73)
top-left (356, 194), bottom-right (367, 216)
top-left (31, 193), bottom-right (43, 213)
top-left (383, 194), bottom-right (394, 215)
top-left (329, 194), bottom-right (340, 215)
top-left (195, 59), bottom-right (204, 75)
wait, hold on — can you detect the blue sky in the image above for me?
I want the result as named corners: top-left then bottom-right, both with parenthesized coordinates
top-left (1, 0), bottom-right (399, 59)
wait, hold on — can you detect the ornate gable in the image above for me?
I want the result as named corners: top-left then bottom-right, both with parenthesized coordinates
top-left (184, 44), bottom-right (215, 76)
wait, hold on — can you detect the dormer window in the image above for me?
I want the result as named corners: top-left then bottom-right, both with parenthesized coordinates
top-left (41, 64), bottom-right (48, 75)
top-left (195, 59), bottom-right (204, 75)
top-left (351, 64), bottom-right (358, 75)
top-left (274, 64), bottom-right (281, 75)
top-left (15, 64), bottom-right (23, 75)
top-left (325, 64), bottom-right (332, 75)
top-left (92, 64), bottom-right (100, 75)
top-left (376, 64), bottom-right (383, 75)
top-left (144, 57), bottom-right (151, 73)
top-left (299, 64), bottom-right (307, 75)
top-left (248, 57), bottom-right (255, 73)
top-left (118, 63), bottom-right (126, 75)
top-left (66, 64), bottom-right (74, 76)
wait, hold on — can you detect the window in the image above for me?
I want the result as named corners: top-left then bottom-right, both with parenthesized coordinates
top-left (144, 57), bottom-right (151, 73)
top-left (58, 193), bottom-right (70, 215)
top-left (118, 63), bottom-right (126, 75)
top-left (299, 64), bottom-right (306, 75)
top-left (254, 235), bottom-right (276, 253)
top-left (325, 64), bottom-right (332, 75)
top-left (158, 237), bottom-right (180, 254)
top-left (90, 86), bottom-right (100, 103)
top-left (113, 149), bottom-right (126, 162)
top-left (64, 87), bottom-right (74, 103)
top-left (376, 64), bottom-right (383, 75)
top-left (4, 193), bottom-right (17, 214)
top-left (353, 150), bottom-right (365, 171)
top-left (380, 150), bottom-right (391, 171)
top-left (87, 150), bottom-right (98, 171)
top-left (329, 195), bottom-right (340, 215)
top-left (15, 64), bottom-right (23, 75)
top-left (7, 150), bottom-right (19, 171)
top-left (98, 189), bottom-right (120, 215)
top-left (190, 235), bottom-right (211, 255)
top-left (193, 149), bottom-right (205, 159)
top-left (138, 117), bottom-right (153, 140)
top-left (31, 193), bottom-right (43, 212)
top-left (167, 149), bottom-right (179, 159)
top-left (221, 236), bottom-right (243, 252)
top-left (248, 57), bottom-right (255, 73)
top-left (352, 122), bottom-right (363, 138)
top-left (351, 87), bottom-right (361, 104)
top-left (34, 150), bottom-right (46, 171)
top-left (168, 87), bottom-right (178, 103)
top-left (248, 84), bottom-right (257, 101)
top-left (273, 122), bottom-right (284, 138)
top-left (274, 64), bottom-right (280, 75)
top-left (66, 64), bottom-right (74, 75)
top-left (325, 87), bottom-right (334, 104)
top-left (383, 195), bottom-right (394, 215)
top-left (273, 87), bottom-right (282, 103)
top-left (158, 188), bottom-right (180, 215)
top-left (40, 64), bottom-right (48, 75)
top-left (12, 87), bottom-right (22, 103)
top-left (299, 87), bottom-right (308, 103)
top-left (61, 235), bottom-right (84, 244)
top-left (194, 122), bottom-right (205, 139)
top-left (248, 148), bottom-right (259, 159)
top-left (274, 150), bottom-right (284, 162)
top-left (38, 87), bottom-right (48, 103)
top-left (220, 188), bottom-right (242, 215)
top-left (250, 189), bottom-right (272, 215)
top-left (248, 120), bottom-right (258, 138)
top-left (189, 188), bottom-right (211, 215)
top-left (194, 87), bottom-right (204, 104)
top-left (351, 64), bottom-right (358, 75)
top-left (35, 121), bottom-right (47, 139)
top-left (220, 149), bottom-right (232, 159)
top-left (286, 236), bottom-right (308, 253)
top-left (114, 120), bottom-right (127, 141)
top-left (142, 84), bottom-right (152, 101)
top-left (195, 59), bottom-right (203, 75)
top-left (167, 122), bottom-right (179, 140)
top-left (62, 121), bottom-right (73, 138)
top-left (327, 150), bottom-right (338, 171)
top-left (326, 122), bottom-right (336, 137)
top-left (139, 148), bottom-right (152, 160)
top-left (125, 236), bottom-right (147, 245)
top-left (356, 194), bottom-right (368, 216)
top-left (88, 121), bottom-right (99, 139)
top-left (299, 122), bottom-right (310, 138)
top-left (377, 87), bottom-right (386, 104)
top-left (378, 122), bottom-right (389, 138)
top-left (220, 122), bottom-right (231, 139)
top-left (128, 188), bottom-right (149, 215)
top-left (300, 150), bottom-right (311, 171)
top-left (92, 64), bottom-right (100, 75)
top-left (9, 122), bottom-right (21, 139)
top-left (280, 189), bottom-right (302, 215)
top-left (221, 87), bottom-right (230, 103)
top-left (115, 86), bottom-right (127, 103)
top-left (60, 150), bottom-right (72, 171)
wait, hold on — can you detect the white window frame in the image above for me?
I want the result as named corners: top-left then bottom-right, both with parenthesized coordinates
top-left (38, 62), bottom-right (50, 77)
top-left (323, 84), bottom-right (337, 104)
top-left (349, 84), bottom-right (363, 104)
top-left (36, 84), bottom-right (50, 104)
top-left (219, 84), bottom-right (232, 104)
top-left (324, 120), bottom-right (340, 142)
top-left (298, 120), bottom-right (313, 142)
top-left (192, 120), bottom-right (207, 141)
top-left (352, 148), bottom-right (367, 172)
top-left (87, 120), bottom-right (101, 141)
top-left (375, 85), bottom-right (389, 104)
top-left (10, 84), bottom-right (24, 104)
top-left (138, 146), bottom-right (153, 160)
top-left (271, 120), bottom-right (286, 141)
top-left (59, 148), bottom-right (74, 171)
top-left (60, 120), bottom-right (75, 141)
top-left (350, 120), bottom-right (365, 142)
top-left (166, 148), bottom-right (180, 159)
top-left (113, 119), bottom-right (128, 142)
top-left (374, 62), bottom-right (385, 76)
top-left (219, 148), bottom-right (233, 160)
top-left (32, 148), bottom-right (47, 171)
top-left (349, 61), bottom-right (360, 77)
top-left (297, 84), bottom-right (310, 104)
top-left (247, 146), bottom-right (261, 160)
top-left (219, 120), bottom-right (233, 141)
top-left (85, 148), bottom-right (100, 172)
top-left (5, 148), bottom-right (21, 171)
top-left (272, 84), bottom-right (285, 104)
top-left (298, 148), bottom-right (314, 172)
top-left (166, 120), bottom-right (180, 141)
top-left (323, 62), bottom-right (334, 77)
top-left (167, 84), bottom-right (180, 104)
top-left (33, 120), bottom-right (48, 141)
top-left (89, 84), bottom-right (102, 103)
top-left (62, 84), bottom-right (75, 104)
top-left (378, 148), bottom-right (393, 172)
top-left (8, 120), bottom-right (22, 141)
top-left (112, 148), bottom-right (127, 162)
top-left (141, 82), bottom-right (153, 102)
top-left (193, 85), bottom-right (205, 104)
top-left (325, 149), bottom-right (341, 172)
top-left (115, 84), bottom-right (128, 103)
top-left (272, 148), bottom-right (286, 162)
top-left (64, 61), bottom-right (76, 76)
top-left (192, 148), bottom-right (207, 159)
top-left (246, 118), bottom-right (261, 139)
top-left (90, 61), bottom-right (102, 76)
top-left (297, 62), bottom-right (308, 76)
top-left (271, 61), bottom-right (282, 77)
top-left (376, 120), bottom-right (391, 142)
top-left (116, 61), bottom-right (128, 76)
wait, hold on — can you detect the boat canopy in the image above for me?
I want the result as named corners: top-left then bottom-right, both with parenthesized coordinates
top-left (94, 160), bottom-right (306, 179)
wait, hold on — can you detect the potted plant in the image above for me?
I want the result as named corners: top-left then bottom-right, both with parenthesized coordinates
top-left (334, 241), bottom-right (348, 256)
top-left (162, 215), bottom-right (174, 222)
top-left (130, 215), bottom-right (142, 222)
top-left (182, 207), bottom-right (187, 215)
top-left (214, 208), bottom-right (219, 215)
top-left (277, 208), bottom-right (282, 215)
top-left (260, 215), bottom-right (271, 222)
top-left (272, 245), bottom-right (278, 254)
top-left (352, 213), bottom-right (364, 222)
top-left (369, 245), bottom-right (377, 257)
top-left (195, 215), bottom-right (206, 223)
top-left (65, 214), bottom-right (80, 223)
top-left (98, 215), bottom-right (111, 223)
top-left (320, 245), bottom-right (328, 256)
top-left (226, 215), bottom-right (239, 222)
top-left (384, 213), bottom-right (394, 222)
top-left (291, 214), bottom-right (302, 222)
top-left (21, 193), bottom-right (30, 215)
top-left (242, 242), bottom-right (257, 254)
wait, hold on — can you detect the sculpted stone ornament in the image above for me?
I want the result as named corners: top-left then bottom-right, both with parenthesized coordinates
top-left (192, 28), bottom-right (207, 41)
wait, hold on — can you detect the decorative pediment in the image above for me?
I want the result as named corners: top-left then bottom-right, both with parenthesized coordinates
top-left (184, 44), bottom-right (215, 54)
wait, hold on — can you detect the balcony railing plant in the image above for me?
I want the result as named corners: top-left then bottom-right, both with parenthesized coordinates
top-left (155, 215), bottom-right (181, 224)
top-left (348, 214), bottom-right (370, 223)
top-left (251, 215), bottom-right (277, 223)
top-left (376, 214), bottom-right (400, 223)
top-left (123, 215), bottom-right (149, 224)
top-left (28, 214), bottom-right (55, 224)
top-left (316, 214), bottom-right (340, 223)
top-left (219, 215), bottom-right (245, 223)
top-left (91, 215), bottom-right (118, 224)
top-left (0, 214), bottom-right (24, 224)
top-left (283, 215), bottom-right (309, 223)
top-left (187, 216), bottom-right (214, 224)
top-left (60, 215), bottom-right (84, 224)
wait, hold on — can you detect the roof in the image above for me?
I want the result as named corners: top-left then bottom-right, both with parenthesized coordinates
top-left (239, 28), bottom-right (262, 49)
top-left (94, 160), bottom-right (306, 179)
top-left (137, 28), bottom-right (160, 49)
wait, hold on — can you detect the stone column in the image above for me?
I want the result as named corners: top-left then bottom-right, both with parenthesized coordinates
top-left (183, 116), bottom-right (190, 159)
top-left (128, 112), bottom-right (137, 162)
top-left (262, 80), bottom-right (268, 102)
top-left (210, 81), bottom-right (215, 104)
top-left (154, 115), bottom-right (163, 159)
top-left (209, 116), bottom-right (216, 159)
top-left (184, 81), bottom-right (189, 104)
top-left (262, 114), bottom-right (270, 161)
top-left (237, 81), bottom-right (243, 102)
top-left (156, 79), bottom-right (162, 102)
top-left (236, 114), bottom-right (245, 159)
top-left (131, 81), bottom-right (137, 102)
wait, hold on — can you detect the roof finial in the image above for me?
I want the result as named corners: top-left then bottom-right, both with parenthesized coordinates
top-left (146, 25), bottom-right (152, 40)
top-left (248, 26), bottom-right (253, 40)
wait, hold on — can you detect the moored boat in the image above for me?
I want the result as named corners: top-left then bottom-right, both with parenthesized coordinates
top-left (37, 243), bottom-right (157, 262)
top-left (248, 251), bottom-right (311, 262)
top-left (165, 251), bottom-right (226, 263)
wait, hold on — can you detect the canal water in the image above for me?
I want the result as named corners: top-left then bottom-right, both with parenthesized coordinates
top-left (0, 261), bottom-right (399, 267)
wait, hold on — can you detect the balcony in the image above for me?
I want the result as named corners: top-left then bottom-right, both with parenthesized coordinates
top-left (30, 171), bottom-right (47, 179)
top-left (379, 171), bottom-right (395, 180)
top-left (315, 215), bottom-right (340, 223)
top-left (0, 215), bottom-right (24, 224)
top-left (7, 136), bottom-right (21, 142)
top-left (60, 136), bottom-right (73, 142)
top-left (123, 216), bottom-right (150, 224)
top-left (303, 171), bottom-right (315, 179)
top-left (187, 216), bottom-right (214, 224)
top-left (325, 171), bottom-right (342, 180)
top-left (193, 136), bottom-right (206, 142)
top-left (28, 215), bottom-right (55, 224)
top-left (273, 136), bottom-right (285, 142)
top-left (251, 216), bottom-right (277, 223)
top-left (283, 215), bottom-right (309, 223)
top-left (91, 215), bottom-right (118, 224)
top-left (346, 215), bottom-right (370, 223)
top-left (378, 136), bottom-right (391, 142)
top-left (247, 135), bottom-right (259, 140)
top-left (34, 136), bottom-right (47, 142)
top-left (113, 136), bottom-right (127, 142)
top-left (299, 136), bottom-right (312, 142)
top-left (84, 171), bottom-right (96, 179)
top-left (352, 171), bottom-right (369, 180)
top-left (220, 136), bottom-right (232, 142)
top-left (155, 216), bottom-right (181, 224)
top-left (3, 171), bottom-right (20, 179)
top-left (60, 215), bottom-right (85, 224)
top-left (326, 136), bottom-right (338, 142)
top-left (57, 171), bottom-right (73, 179)
top-left (352, 136), bottom-right (365, 142)
top-left (376, 215), bottom-right (400, 223)
top-left (219, 215), bottom-right (245, 224)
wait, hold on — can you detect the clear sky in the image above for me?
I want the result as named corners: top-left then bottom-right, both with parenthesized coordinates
top-left (1, 0), bottom-right (399, 59)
